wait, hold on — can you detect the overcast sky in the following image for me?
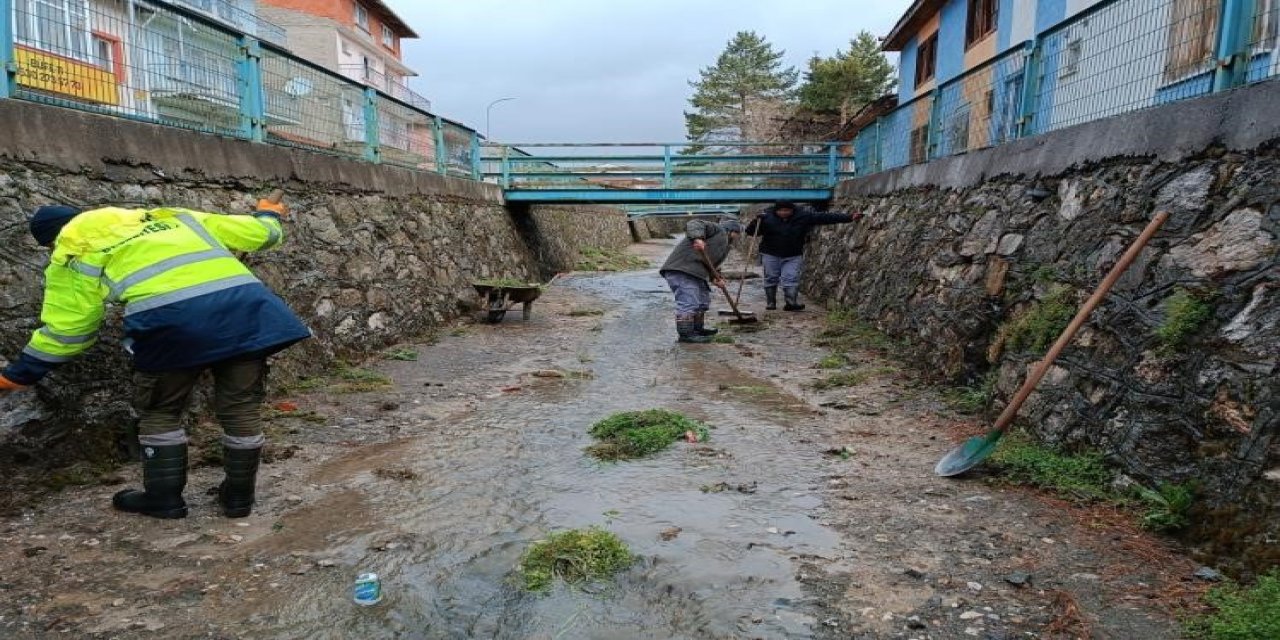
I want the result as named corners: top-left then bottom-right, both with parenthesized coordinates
top-left (385, 1), bottom-right (911, 143)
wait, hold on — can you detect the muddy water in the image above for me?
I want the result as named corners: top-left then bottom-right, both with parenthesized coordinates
top-left (256, 268), bottom-right (840, 639)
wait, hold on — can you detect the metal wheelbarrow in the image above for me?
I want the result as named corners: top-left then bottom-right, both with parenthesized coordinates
top-left (472, 281), bottom-right (545, 323)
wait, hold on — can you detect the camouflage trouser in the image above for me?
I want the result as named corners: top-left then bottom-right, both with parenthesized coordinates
top-left (132, 357), bottom-right (268, 451)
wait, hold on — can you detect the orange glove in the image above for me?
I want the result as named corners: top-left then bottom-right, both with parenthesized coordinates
top-left (0, 375), bottom-right (28, 391)
top-left (256, 198), bottom-right (288, 217)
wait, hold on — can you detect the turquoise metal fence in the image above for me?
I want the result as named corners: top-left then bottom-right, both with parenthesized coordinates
top-left (484, 142), bottom-right (855, 204)
top-left (486, 142), bottom-right (855, 190)
top-left (0, 0), bottom-right (482, 178)
top-left (857, 0), bottom-right (1279, 176)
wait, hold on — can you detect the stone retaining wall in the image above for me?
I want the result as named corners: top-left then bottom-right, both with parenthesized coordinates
top-left (804, 82), bottom-right (1279, 573)
top-left (0, 101), bottom-right (628, 468)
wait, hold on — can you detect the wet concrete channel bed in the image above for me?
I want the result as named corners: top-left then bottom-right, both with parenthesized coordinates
top-left (0, 239), bottom-right (1199, 639)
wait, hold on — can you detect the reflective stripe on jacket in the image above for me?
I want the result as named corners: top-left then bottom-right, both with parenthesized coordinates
top-left (4, 207), bottom-right (306, 384)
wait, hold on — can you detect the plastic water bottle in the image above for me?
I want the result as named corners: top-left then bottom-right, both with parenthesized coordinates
top-left (353, 572), bottom-right (383, 606)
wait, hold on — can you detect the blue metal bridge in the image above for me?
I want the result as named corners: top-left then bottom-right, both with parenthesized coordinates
top-left (484, 142), bottom-right (854, 205)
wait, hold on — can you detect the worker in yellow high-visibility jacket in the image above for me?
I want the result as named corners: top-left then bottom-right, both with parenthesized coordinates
top-left (0, 199), bottom-right (310, 519)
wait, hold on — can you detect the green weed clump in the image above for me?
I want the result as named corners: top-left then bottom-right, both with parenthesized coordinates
top-left (943, 371), bottom-right (997, 414)
top-left (475, 277), bottom-right (543, 289)
top-left (1155, 288), bottom-right (1213, 354)
top-left (382, 348), bottom-right (419, 361)
top-left (1136, 482), bottom-right (1195, 533)
top-left (586, 409), bottom-right (709, 460)
top-left (517, 527), bottom-right (634, 592)
top-left (990, 437), bottom-right (1196, 530)
top-left (576, 247), bottom-right (649, 272)
top-left (817, 354), bottom-right (847, 369)
top-left (1187, 570), bottom-right (1280, 640)
top-left (810, 365), bottom-right (898, 390)
top-left (331, 366), bottom-right (393, 393)
top-left (989, 436), bottom-right (1115, 502)
top-left (999, 285), bottom-right (1077, 356)
top-left (814, 307), bottom-right (895, 353)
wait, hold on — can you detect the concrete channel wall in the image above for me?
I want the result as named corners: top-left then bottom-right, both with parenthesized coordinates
top-left (805, 80), bottom-right (1279, 573)
top-left (0, 100), bottom-right (630, 464)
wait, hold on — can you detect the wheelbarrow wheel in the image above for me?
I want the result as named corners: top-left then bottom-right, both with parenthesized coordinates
top-left (486, 309), bottom-right (507, 324)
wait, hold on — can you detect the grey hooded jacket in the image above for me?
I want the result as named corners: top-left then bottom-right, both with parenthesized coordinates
top-left (659, 220), bottom-right (735, 282)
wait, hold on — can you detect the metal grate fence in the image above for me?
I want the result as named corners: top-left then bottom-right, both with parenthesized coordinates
top-left (856, 0), bottom-right (1280, 176)
top-left (0, 0), bottom-right (482, 178)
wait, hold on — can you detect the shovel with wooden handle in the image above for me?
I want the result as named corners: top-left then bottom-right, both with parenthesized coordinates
top-left (934, 211), bottom-right (1170, 477)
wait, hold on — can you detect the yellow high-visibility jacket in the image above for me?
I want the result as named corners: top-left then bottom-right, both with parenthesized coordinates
top-left (4, 207), bottom-right (309, 384)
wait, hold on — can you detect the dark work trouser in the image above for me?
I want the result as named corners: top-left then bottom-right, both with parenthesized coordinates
top-left (134, 357), bottom-right (268, 451)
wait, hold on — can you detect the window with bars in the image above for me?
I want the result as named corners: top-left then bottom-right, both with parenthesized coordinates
top-left (382, 25), bottom-right (395, 48)
top-left (14, 0), bottom-right (92, 60)
top-left (916, 32), bottom-right (939, 86)
top-left (966, 0), bottom-right (998, 48)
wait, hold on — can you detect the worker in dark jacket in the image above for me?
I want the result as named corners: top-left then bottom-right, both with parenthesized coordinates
top-left (659, 219), bottom-right (743, 343)
top-left (0, 198), bottom-right (311, 520)
top-left (744, 201), bottom-right (862, 311)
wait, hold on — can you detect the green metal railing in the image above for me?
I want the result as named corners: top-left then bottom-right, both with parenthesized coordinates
top-left (0, 0), bottom-right (482, 178)
top-left (623, 204), bottom-right (742, 219)
top-left (857, 0), bottom-right (1279, 176)
top-left (484, 142), bottom-right (856, 191)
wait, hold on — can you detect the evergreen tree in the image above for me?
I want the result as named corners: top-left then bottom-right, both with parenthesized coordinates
top-left (797, 31), bottom-right (896, 115)
top-left (685, 31), bottom-right (799, 151)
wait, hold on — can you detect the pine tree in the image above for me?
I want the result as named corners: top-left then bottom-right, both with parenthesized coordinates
top-left (684, 31), bottom-right (799, 151)
top-left (797, 31), bottom-right (896, 116)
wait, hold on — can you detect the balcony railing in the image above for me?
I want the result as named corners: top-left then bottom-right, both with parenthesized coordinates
top-left (150, 61), bottom-right (238, 105)
top-left (339, 64), bottom-right (432, 111)
top-left (169, 0), bottom-right (287, 46)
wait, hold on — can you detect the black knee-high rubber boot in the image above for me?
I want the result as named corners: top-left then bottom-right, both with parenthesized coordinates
top-left (765, 287), bottom-right (778, 311)
top-left (693, 312), bottom-right (719, 336)
top-left (783, 287), bottom-right (806, 311)
top-left (113, 444), bottom-right (188, 519)
top-left (676, 315), bottom-right (712, 343)
top-left (220, 447), bottom-right (261, 518)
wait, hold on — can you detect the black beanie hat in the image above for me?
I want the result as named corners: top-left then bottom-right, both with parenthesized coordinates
top-left (29, 205), bottom-right (83, 246)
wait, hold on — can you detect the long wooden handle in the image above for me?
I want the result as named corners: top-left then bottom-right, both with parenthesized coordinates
top-left (991, 211), bottom-right (1169, 435)
top-left (733, 228), bottom-right (761, 306)
top-left (697, 247), bottom-right (746, 316)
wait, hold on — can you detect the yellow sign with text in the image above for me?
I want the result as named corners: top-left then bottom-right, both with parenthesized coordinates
top-left (16, 46), bottom-right (120, 106)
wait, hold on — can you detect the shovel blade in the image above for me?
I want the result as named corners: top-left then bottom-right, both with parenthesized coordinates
top-left (934, 430), bottom-right (1005, 477)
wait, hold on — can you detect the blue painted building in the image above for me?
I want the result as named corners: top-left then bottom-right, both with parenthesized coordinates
top-left (863, 0), bottom-right (1279, 174)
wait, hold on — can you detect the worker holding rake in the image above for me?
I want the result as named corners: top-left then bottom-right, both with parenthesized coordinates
top-left (659, 218), bottom-right (743, 343)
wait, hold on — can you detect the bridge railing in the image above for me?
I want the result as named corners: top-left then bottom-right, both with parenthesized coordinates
top-left (483, 142), bottom-right (857, 191)
top-left (623, 204), bottom-right (742, 219)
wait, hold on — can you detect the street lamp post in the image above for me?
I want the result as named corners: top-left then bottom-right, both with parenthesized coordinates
top-left (485, 97), bottom-right (517, 140)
